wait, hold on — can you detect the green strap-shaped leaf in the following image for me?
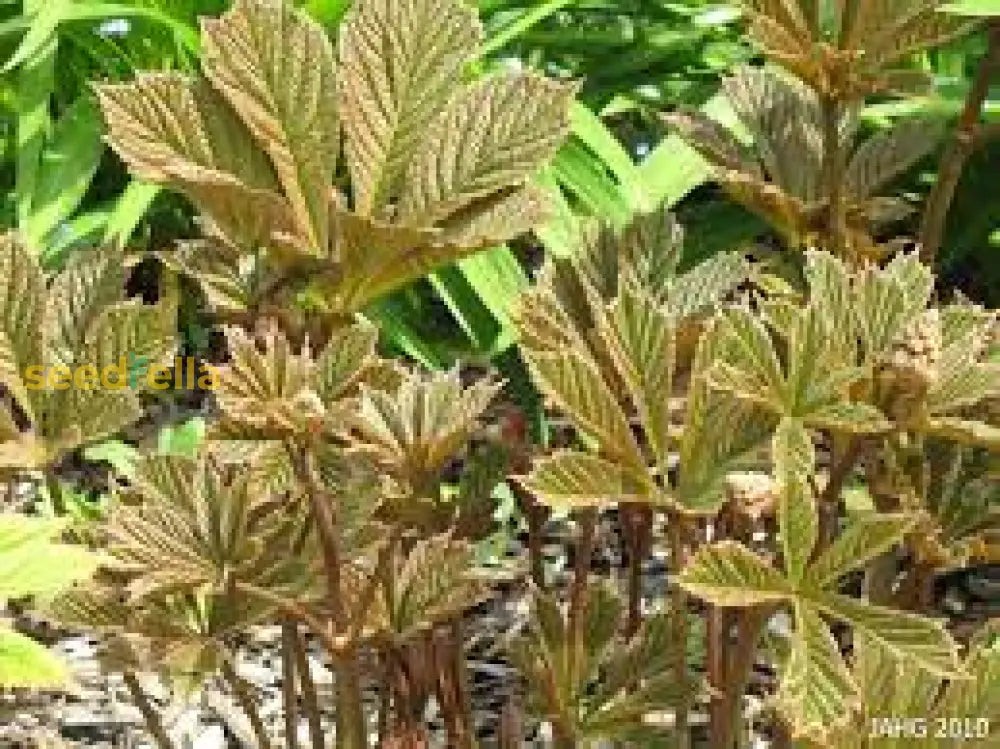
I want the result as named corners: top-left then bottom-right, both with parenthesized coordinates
top-left (399, 72), bottom-right (572, 224)
top-left (776, 601), bottom-right (857, 742)
top-left (810, 591), bottom-right (961, 677)
top-left (804, 513), bottom-right (915, 590)
top-left (202, 0), bottom-right (339, 252)
top-left (338, 0), bottom-right (481, 216)
top-left (774, 417), bottom-right (816, 584)
top-left (520, 451), bottom-right (653, 510)
top-left (677, 540), bottom-right (793, 607)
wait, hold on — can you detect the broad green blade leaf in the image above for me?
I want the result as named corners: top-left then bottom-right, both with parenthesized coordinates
top-left (522, 350), bottom-right (646, 477)
top-left (774, 417), bottom-right (817, 584)
top-left (520, 451), bottom-right (653, 509)
top-left (677, 540), bottom-right (792, 607)
top-left (398, 72), bottom-right (572, 224)
top-left (776, 601), bottom-right (857, 741)
top-left (201, 0), bottom-right (339, 252)
top-left (103, 181), bottom-right (161, 247)
top-left (0, 515), bottom-right (100, 599)
top-left (2, 0), bottom-right (68, 74)
top-left (430, 246), bottom-right (529, 354)
top-left (810, 591), bottom-right (961, 677)
top-left (599, 282), bottom-right (674, 470)
top-left (639, 91), bottom-right (739, 208)
top-left (804, 513), bottom-right (915, 590)
top-left (158, 418), bottom-right (206, 458)
top-left (338, 0), bottom-right (481, 216)
top-left (0, 627), bottom-right (70, 688)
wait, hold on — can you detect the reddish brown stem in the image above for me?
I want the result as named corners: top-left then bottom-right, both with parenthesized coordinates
top-left (921, 23), bottom-right (1000, 264)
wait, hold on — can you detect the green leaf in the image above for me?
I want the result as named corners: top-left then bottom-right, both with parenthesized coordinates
top-left (520, 451), bottom-right (652, 509)
top-left (568, 101), bottom-right (648, 213)
top-left (804, 402), bottom-right (891, 435)
top-left (600, 282), bottom-right (674, 470)
top-left (158, 418), bottom-right (206, 458)
top-left (23, 94), bottom-right (103, 251)
top-left (776, 601), bottom-right (857, 741)
top-left (430, 245), bottom-right (529, 354)
top-left (712, 306), bottom-right (786, 409)
top-left (102, 181), bottom-right (161, 248)
top-left (2, 0), bottom-right (69, 73)
top-left (84, 439), bottom-right (139, 479)
top-left (338, 0), bottom-right (481, 216)
top-left (677, 540), bottom-right (792, 607)
top-left (201, 0), bottom-right (339, 251)
top-left (639, 91), bottom-right (739, 208)
top-left (940, 0), bottom-right (1000, 14)
top-left (316, 321), bottom-right (379, 401)
top-left (0, 516), bottom-right (100, 599)
top-left (399, 72), bottom-right (572, 224)
top-left (0, 627), bottom-right (70, 689)
top-left (522, 350), bottom-right (646, 476)
top-left (804, 513), bottom-right (916, 590)
top-left (774, 417), bottom-right (817, 584)
top-left (810, 591), bottom-right (962, 677)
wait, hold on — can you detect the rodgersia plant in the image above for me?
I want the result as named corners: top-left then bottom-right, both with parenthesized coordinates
top-left (510, 204), bottom-right (1000, 746)
top-left (96, 0), bottom-right (573, 342)
top-left (667, 1), bottom-right (978, 264)
top-left (6, 1), bottom-right (1000, 748)
top-left (33, 0), bottom-right (571, 747)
